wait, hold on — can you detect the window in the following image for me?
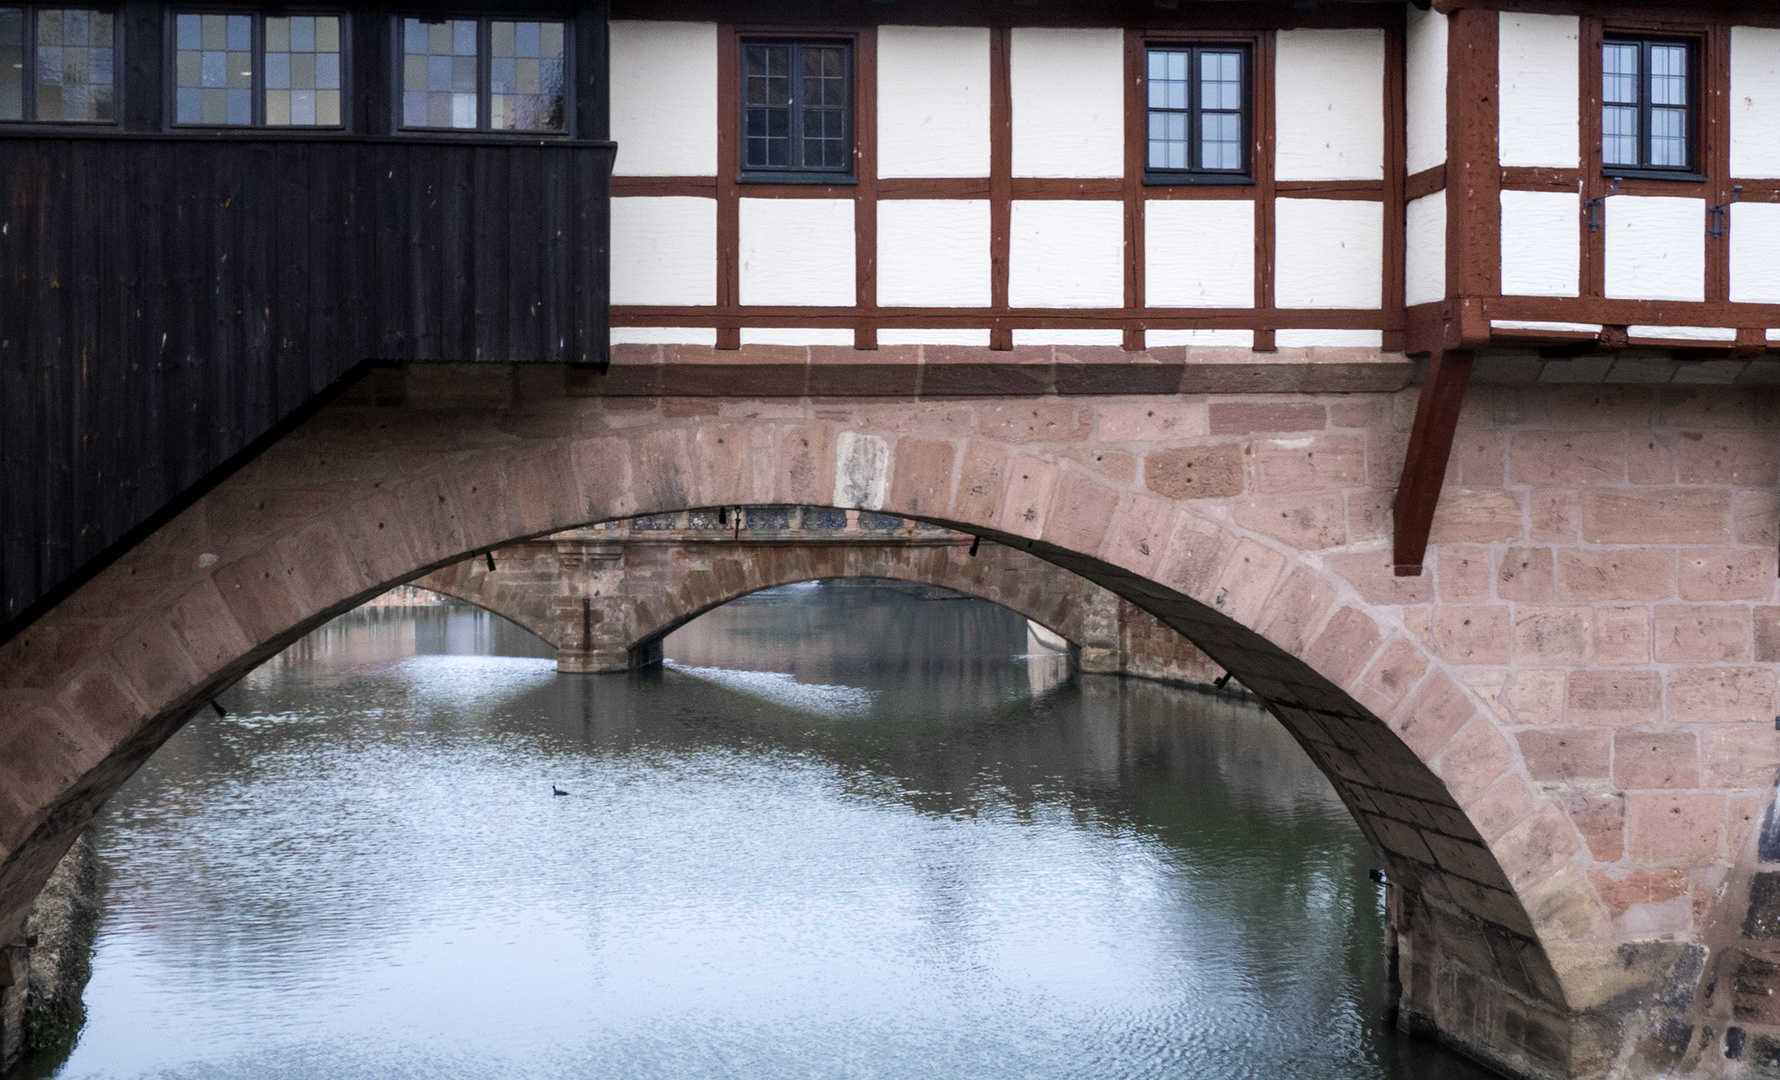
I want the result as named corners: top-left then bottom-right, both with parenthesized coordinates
top-left (0, 7), bottom-right (115, 123)
top-left (740, 39), bottom-right (851, 178)
top-left (172, 12), bottom-right (342, 126)
top-left (1601, 36), bottom-right (1698, 174)
top-left (1145, 45), bottom-right (1249, 181)
top-left (400, 16), bottom-right (565, 132)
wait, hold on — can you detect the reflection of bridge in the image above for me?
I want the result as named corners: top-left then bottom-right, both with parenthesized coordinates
top-left (416, 508), bottom-right (1218, 683)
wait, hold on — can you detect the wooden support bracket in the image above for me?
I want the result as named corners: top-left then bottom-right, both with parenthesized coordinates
top-left (1392, 349), bottom-right (1473, 577)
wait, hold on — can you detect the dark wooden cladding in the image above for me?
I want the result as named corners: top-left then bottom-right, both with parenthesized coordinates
top-left (0, 132), bottom-right (615, 636)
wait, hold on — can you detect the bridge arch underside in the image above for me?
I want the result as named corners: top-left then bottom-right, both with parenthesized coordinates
top-left (0, 381), bottom-right (1715, 1080)
top-left (416, 534), bottom-right (1118, 673)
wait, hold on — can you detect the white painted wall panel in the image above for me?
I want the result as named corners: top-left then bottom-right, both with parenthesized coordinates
top-left (1011, 329), bottom-right (1123, 345)
top-left (739, 328), bottom-right (856, 345)
top-left (1604, 196), bottom-right (1705, 302)
top-left (877, 200), bottom-right (992, 307)
top-left (1405, 8), bottom-right (1448, 174)
top-left (1274, 199), bottom-right (1383, 309)
top-left (1497, 13), bottom-right (1580, 168)
top-left (1499, 190), bottom-right (1579, 297)
top-left (1731, 27), bottom-right (1780, 178)
top-left (611, 327), bottom-right (718, 345)
top-left (610, 22), bottom-right (717, 176)
top-left (1009, 28), bottom-right (1124, 178)
top-left (611, 196), bottom-right (718, 306)
top-left (738, 199), bottom-right (856, 307)
top-left (1007, 200), bottom-right (1125, 307)
top-left (1275, 29), bottom-right (1385, 181)
top-left (878, 27), bottom-right (991, 178)
top-left (1731, 201), bottom-right (1780, 303)
top-left (1145, 201), bottom-right (1254, 308)
top-left (1277, 330), bottom-right (1384, 347)
top-left (1404, 193), bottom-right (1446, 306)
top-left (878, 329), bottom-right (992, 346)
top-left (1147, 329), bottom-right (1253, 347)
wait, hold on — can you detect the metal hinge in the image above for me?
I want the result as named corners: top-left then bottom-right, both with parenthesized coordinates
top-left (1709, 185), bottom-right (1743, 240)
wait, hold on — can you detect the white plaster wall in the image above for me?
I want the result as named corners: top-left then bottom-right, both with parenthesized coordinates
top-left (1731, 27), bottom-right (1780, 178)
top-left (1010, 28), bottom-right (1124, 178)
top-left (1497, 13), bottom-right (1580, 168)
top-left (1405, 8), bottom-right (1448, 174)
top-left (1147, 329), bottom-right (1253, 347)
top-left (1277, 330), bottom-right (1383, 347)
top-left (1404, 192), bottom-right (1446, 306)
top-left (878, 27), bottom-right (991, 178)
top-left (611, 327), bottom-right (718, 345)
top-left (1011, 329), bottom-right (1123, 345)
top-left (1007, 200), bottom-right (1125, 307)
top-left (1145, 201), bottom-right (1254, 308)
top-left (1499, 190), bottom-right (1580, 297)
top-left (877, 200), bottom-right (992, 307)
top-left (611, 196), bottom-right (718, 306)
top-left (1275, 29), bottom-right (1385, 181)
top-left (738, 199), bottom-right (856, 307)
top-left (1604, 196), bottom-right (1705, 302)
top-left (739, 328), bottom-right (856, 345)
top-left (1730, 201), bottom-right (1780, 303)
top-left (878, 329), bottom-right (992, 346)
top-left (1274, 199), bottom-right (1383, 308)
top-left (610, 22), bottom-right (717, 176)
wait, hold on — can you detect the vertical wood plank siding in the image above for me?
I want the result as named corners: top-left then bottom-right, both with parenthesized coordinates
top-left (0, 135), bottom-right (615, 636)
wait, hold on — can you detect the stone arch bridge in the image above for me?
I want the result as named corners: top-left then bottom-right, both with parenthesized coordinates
top-left (416, 509), bottom-right (1217, 684)
top-left (1, 363), bottom-right (1778, 1080)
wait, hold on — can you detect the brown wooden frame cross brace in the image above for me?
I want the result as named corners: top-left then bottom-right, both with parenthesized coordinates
top-left (1392, 349), bottom-right (1473, 576)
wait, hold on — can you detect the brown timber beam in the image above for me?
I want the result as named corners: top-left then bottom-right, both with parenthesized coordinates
top-left (1392, 349), bottom-right (1472, 577)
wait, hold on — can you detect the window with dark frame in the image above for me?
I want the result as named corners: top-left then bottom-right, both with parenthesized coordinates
top-left (740, 38), bottom-right (851, 178)
top-left (1145, 44), bottom-right (1249, 181)
top-left (1601, 35), bottom-right (1698, 175)
top-left (172, 12), bottom-right (343, 127)
top-left (0, 6), bottom-right (116, 123)
top-left (399, 15), bottom-right (566, 133)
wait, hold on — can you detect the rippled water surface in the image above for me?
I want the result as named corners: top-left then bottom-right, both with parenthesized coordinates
top-left (52, 581), bottom-right (1493, 1079)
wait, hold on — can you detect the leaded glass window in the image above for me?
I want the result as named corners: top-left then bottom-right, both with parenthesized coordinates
top-left (265, 16), bottom-right (341, 126)
top-left (0, 6), bottom-right (114, 123)
top-left (490, 20), bottom-right (564, 132)
top-left (402, 17), bottom-right (476, 129)
top-left (1145, 45), bottom-right (1248, 179)
top-left (1601, 37), bottom-right (1697, 173)
top-left (173, 11), bottom-right (342, 127)
top-left (402, 16), bottom-right (567, 133)
top-left (741, 39), bottom-right (852, 176)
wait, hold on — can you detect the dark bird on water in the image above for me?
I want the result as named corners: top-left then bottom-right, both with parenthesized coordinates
top-left (552, 786), bottom-right (569, 796)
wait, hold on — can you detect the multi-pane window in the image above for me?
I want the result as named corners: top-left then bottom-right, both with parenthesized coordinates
top-left (1146, 45), bottom-right (1248, 178)
top-left (741, 40), bottom-right (851, 175)
top-left (0, 7), bottom-right (115, 122)
top-left (1601, 37), bottom-right (1696, 173)
top-left (400, 16), bottom-right (565, 132)
top-left (173, 12), bottom-right (342, 126)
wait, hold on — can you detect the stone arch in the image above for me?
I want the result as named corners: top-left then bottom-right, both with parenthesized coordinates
top-left (414, 531), bottom-right (1120, 670)
top-left (0, 379), bottom-right (1643, 1079)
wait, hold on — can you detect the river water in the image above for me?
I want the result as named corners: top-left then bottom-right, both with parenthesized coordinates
top-left (47, 581), bottom-right (1494, 1080)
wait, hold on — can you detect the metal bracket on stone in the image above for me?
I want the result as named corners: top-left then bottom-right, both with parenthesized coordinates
top-left (1392, 349), bottom-right (1473, 577)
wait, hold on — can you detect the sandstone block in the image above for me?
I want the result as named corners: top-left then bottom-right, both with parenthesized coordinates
top-left (949, 441), bottom-right (1006, 527)
top-left (1302, 606), bottom-right (1384, 691)
top-left (1355, 637), bottom-right (1430, 713)
top-left (1432, 606), bottom-right (1512, 665)
top-left (1252, 434), bottom-right (1365, 494)
top-left (1454, 430), bottom-right (1505, 486)
top-left (1232, 493), bottom-right (1347, 549)
top-left (1568, 669), bottom-right (1662, 726)
top-left (1612, 732), bottom-right (1700, 790)
top-left (1509, 432), bottom-right (1626, 486)
top-left (1701, 726), bottom-right (1780, 788)
top-left (1654, 604), bottom-right (1752, 662)
top-left (1627, 792), bottom-right (1724, 864)
top-left (211, 547), bottom-right (311, 649)
top-left (1595, 607), bottom-right (1651, 666)
top-left (1144, 443), bottom-right (1244, 500)
top-left (1100, 494), bottom-right (1176, 578)
top-left (1392, 669), bottom-right (1478, 758)
top-left (1431, 718), bottom-right (1515, 802)
top-left (1588, 869), bottom-right (1689, 920)
top-left (1666, 666), bottom-right (1777, 725)
top-left (1677, 430), bottom-right (1780, 486)
top-left (886, 437), bottom-right (956, 519)
top-left (1519, 729), bottom-right (1610, 784)
top-left (1528, 489), bottom-right (1579, 542)
top-left (1580, 489), bottom-right (1732, 545)
top-left (1679, 548), bottom-right (1777, 601)
top-left (1627, 434), bottom-right (1680, 484)
top-left (1491, 803), bottom-right (1581, 891)
top-left (1205, 537), bottom-right (1288, 628)
top-left (1092, 400), bottom-right (1208, 443)
top-left (1041, 471), bottom-right (1119, 557)
top-left (1255, 569), bottom-right (1339, 657)
top-left (1735, 489), bottom-right (1778, 547)
top-left (994, 455), bottom-right (1059, 540)
top-left (1207, 399), bottom-right (1325, 435)
top-left (1437, 546), bottom-right (1493, 603)
top-left (1555, 548), bottom-right (1676, 602)
top-left (1559, 791), bottom-right (1625, 861)
top-left (1428, 489), bottom-right (1524, 544)
top-left (1513, 606), bottom-right (1593, 665)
